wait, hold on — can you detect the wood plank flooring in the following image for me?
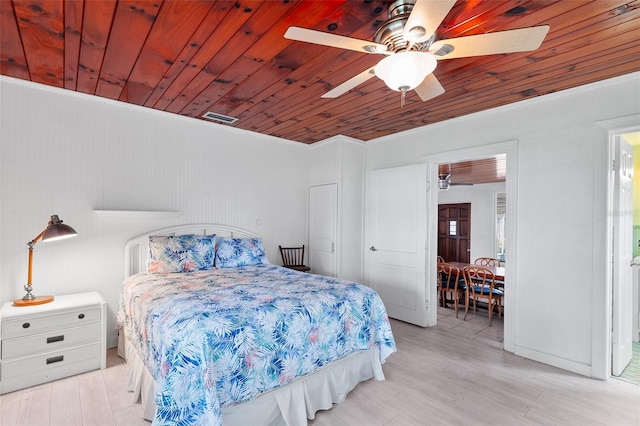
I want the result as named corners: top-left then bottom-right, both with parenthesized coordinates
top-left (0, 350), bottom-right (147, 426)
top-left (1, 306), bottom-right (638, 426)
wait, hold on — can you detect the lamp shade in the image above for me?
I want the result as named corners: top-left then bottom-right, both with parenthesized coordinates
top-left (374, 51), bottom-right (437, 92)
top-left (42, 215), bottom-right (77, 242)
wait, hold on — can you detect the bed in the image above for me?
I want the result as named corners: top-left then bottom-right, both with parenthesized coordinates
top-left (117, 224), bottom-right (396, 425)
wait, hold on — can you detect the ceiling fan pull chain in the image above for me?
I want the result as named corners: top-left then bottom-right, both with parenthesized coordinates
top-left (400, 86), bottom-right (408, 107)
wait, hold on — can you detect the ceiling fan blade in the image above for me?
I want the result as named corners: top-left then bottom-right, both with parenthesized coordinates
top-left (285, 26), bottom-right (389, 54)
top-left (414, 73), bottom-right (445, 102)
top-left (430, 25), bottom-right (550, 60)
top-left (404, 0), bottom-right (456, 46)
top-left (322, 67), bottom-right (376, 98)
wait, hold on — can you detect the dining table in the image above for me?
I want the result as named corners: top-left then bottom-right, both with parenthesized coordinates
top-left (443, 262), bottom-right (505, 314)
top-left (447, 262), bottom-right (505, 283)
top-left (438, 261), bottom-right (505, 310)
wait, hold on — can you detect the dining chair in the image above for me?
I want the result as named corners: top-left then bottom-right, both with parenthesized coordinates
top-left (474, 257), bottom-right (504, 289)
top-left (438, 263), bottom-right (465, 318)
top-left (462, 265), bottom-right (503, 326)
top-left (279, 245), bottom-right (311, 272)
top-left (436, 257), bottom-right (446, 305)
top-left (474, 257), bottom-right (501, 267)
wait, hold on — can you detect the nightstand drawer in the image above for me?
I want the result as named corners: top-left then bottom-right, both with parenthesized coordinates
top-left (2, 306), bottom-right (100, 338)
top-left (1, 341), bottom-right (101, 380)
top-left (0, 342), bottom-right (102, 394)
top-left (1, 323), bottom-right (101, 359)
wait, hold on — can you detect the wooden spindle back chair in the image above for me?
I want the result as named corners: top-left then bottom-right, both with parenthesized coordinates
top-left (474, 257), bottom-right (501, 267)
top-left (462, 265), bottom-right (503, 326)
top-left (279, 245), bottom-right (311, 272)
top-left (438, 263), bottom-right (465, 318)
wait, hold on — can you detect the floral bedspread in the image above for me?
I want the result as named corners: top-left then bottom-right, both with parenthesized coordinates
top-left (117, 265), bottom-right (396, 425)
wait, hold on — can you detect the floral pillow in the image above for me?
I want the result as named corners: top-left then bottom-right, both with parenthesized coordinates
top-left (148, 234), bottom-right (216, 273)
top-left (215, 237), bottom-right (269, 268)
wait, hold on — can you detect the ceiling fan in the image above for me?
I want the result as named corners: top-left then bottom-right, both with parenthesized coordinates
top-left (438, 163), bottom-right (473, 190)
top-left (284, 0), bottom-right (549, 106)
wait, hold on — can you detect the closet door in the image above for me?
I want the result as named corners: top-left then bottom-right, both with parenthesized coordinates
top-left (309, 184), bottom-right (337, 277)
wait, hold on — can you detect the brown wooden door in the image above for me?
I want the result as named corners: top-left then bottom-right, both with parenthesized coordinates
top-left (438, 203), bottom-right (471, 263)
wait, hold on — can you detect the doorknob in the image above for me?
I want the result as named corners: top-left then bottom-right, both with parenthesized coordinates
top-left (370, 246), bottom-right (377, 251)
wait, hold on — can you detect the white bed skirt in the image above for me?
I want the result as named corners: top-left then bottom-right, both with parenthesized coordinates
top-left (120, 334), bottom-right (385, 425)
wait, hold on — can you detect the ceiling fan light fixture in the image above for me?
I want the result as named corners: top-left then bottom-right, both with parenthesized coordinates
top-left (375, 52), bottom-right (437, 92)
top-left (438, 176), bottom-right (451, 191)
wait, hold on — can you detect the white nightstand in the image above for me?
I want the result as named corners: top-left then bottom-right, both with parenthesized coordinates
top-left (0, 291), bottom-right (107, 394)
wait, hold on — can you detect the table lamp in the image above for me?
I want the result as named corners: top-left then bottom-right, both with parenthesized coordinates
top-left (13, 215), bottom-right (78, 307)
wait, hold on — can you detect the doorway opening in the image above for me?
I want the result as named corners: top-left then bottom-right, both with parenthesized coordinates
top-left (611, 130), bottom-right (639, 384)
top-left (424, 140), bottom-right (518, 352)
top-left (436, 161), bottom-right (506, 346)
top-left (593, 115), bottom-right (639, 380)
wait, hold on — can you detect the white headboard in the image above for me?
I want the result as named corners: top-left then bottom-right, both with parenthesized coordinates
top-left (124, 223), bottom-right (261, 278)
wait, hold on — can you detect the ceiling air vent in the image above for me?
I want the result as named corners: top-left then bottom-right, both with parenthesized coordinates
top-left (202, 111), bottom-right (239, 124)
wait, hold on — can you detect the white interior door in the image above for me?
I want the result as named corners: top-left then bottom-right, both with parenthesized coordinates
top-left (612, 136), bottom-right (634, 376)
top-left (309, 184), bottom-right (337, 277)
top-left (365, 164), bottom-right (428, 326)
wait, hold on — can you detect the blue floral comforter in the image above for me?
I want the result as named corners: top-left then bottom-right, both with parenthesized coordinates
top-left (117, 265), bottom-right (396, 425)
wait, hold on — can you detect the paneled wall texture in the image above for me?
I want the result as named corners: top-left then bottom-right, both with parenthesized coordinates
top-left (0, 77), bottom-right (308, 346)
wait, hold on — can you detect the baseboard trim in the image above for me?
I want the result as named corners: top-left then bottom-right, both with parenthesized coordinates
top-left (514, 344), bottom-right (593, 378)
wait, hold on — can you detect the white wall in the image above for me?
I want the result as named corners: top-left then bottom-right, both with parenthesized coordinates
top-left (438, 182), bottom-right (506, 262)
top-left (340, 140), bottom-right (365, 282)
top-left (366, 72), bottom-right (640, 377)
top-left (0, 77), bottom-right (308, 347)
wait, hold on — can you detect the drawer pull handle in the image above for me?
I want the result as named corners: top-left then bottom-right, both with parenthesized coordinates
top-left (46, 355), bottom-right (64, 365)
top-left (47, 335), bottom-right (65, 344)
top-left (78, 313), bottom-right (85, 319)
top-left (22, 322), bottom-right (31, 329)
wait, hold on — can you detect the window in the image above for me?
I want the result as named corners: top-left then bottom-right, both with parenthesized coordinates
top-left (496, 193), bottom-right (506, 262)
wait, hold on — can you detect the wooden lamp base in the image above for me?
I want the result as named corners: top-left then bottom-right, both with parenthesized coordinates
top-left (13, 295), bottom-right (54, 307)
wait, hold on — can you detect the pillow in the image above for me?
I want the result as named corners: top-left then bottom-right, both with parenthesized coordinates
top-left (215, 237), bottom-right (269, 268)
top-left (148, 234), bottom-right (216, 273)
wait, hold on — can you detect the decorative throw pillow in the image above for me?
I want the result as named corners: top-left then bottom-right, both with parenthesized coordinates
top-left (148, 234), bottom-right (216, 273)
top-left (215, 237), bottom-right (269, 268)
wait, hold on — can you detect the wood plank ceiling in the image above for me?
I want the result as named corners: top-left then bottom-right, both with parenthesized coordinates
top-left (1, 0), bottom-right (639, 146)
top-left (441, 154), bottom-right (506, 185)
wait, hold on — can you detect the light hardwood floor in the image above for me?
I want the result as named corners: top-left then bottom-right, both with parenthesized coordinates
top-left (0, 349), bottom-right (147, 426)
top-left (1, 307), bottom-right (638, 426)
